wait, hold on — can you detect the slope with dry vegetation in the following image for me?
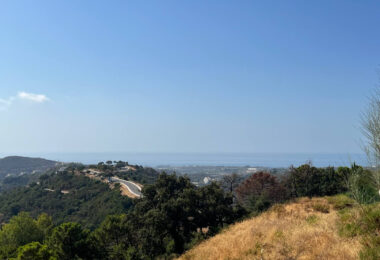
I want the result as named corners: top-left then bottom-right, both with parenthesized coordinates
top-left (179, 197), bottom-right (362, 260)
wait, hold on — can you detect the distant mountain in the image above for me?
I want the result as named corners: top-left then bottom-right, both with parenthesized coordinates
top-left (0, 156), bottom-right (58, 179)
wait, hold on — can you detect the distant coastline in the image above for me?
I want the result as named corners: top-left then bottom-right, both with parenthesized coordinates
top-left (1, 152), bottom-right (367, 168)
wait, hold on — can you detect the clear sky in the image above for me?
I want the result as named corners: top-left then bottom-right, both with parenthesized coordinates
top-left (0, 1), bottom-right (379, 154)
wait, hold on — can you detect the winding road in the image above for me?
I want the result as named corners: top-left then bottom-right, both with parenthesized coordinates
top-left (110, 177), bottom-right (143, 198)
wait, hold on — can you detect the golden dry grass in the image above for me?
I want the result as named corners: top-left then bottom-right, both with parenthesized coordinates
top-left (179, 197), bottom-right (361, 260)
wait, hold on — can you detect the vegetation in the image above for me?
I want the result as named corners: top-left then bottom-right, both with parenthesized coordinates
top-left (232, 164), bottom-right (364, 216)
top-left (235, 171), bottom-right (286, 212)
top-left (179, 197), bottom-right (362, 260)
top-left (283, 164), bottom-right (350, 198)
top-left (0, 173), bottom-right (244, 259)
top-left (114, 166), bottom-right (158, 184)
top-left (0, 171), bottom-right (133, 229)
top-left (335, 86), bottom-right (380, 259)
top-left (79, 160), bottom-right (159, 185)
top-left (0, 174), bottom-right (40, 193)
top-left (0, 156), bottom-right (379, 259)
top-left (181, 161), bottom-right (379, 260)
top-left (0, 156), bottom-right (57, 180)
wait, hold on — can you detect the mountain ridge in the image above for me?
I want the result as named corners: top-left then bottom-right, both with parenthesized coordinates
top-left (0, 156), bottom-right (58, 179)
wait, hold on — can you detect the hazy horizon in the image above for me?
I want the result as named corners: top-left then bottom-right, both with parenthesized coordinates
top-left (0, 152), bottom-right (368, 168)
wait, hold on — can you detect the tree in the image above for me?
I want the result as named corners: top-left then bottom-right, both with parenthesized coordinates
top-left (106, 161), bottom-right (113, 166)
top-left (36, 213), bottom-right (54, 238)
top-left (283, 164), bottom-right (349, 199)
top-left (361, 87), bottom-right (380, 196)
top-left (197, 182), bottom-right (236, 234)
top-left (235, 172), bottom-right (286, 212)
top-left (0, 212), bottom-right (44, 259)
top-left (118, 173), bottom-right (240, 258)
top-left (103, 171), bottom-right (114, 182)
top-left (222, 173), bottom-right (241, 193)
top-left (90, 214), bottom-right (132, 259)
top-left (132, 173), bottom-right (199, 256)
top-left (345, 164), bottom-right (378, 204)
top-left (47, 223), bottom-right (90, 260)
top-left (15, 242), bottom-right (55, 260)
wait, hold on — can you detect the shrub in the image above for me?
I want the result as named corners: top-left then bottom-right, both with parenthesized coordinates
top-left (327, 194), bottom-right (355, 210)
top-left (337, 208), bottom-right (362, 238)
top-left (359, 205), bottom-right (380, 259)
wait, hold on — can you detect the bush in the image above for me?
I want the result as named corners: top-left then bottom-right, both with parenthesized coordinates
top-left (359, 205), bottom-right (380, 259)
top-left (337, 207), bottom-right (362, 238)
top-left (347, 166), bottom-right (380, 204)
top-left (327, 194), bottom-right (355, 210)
top-left (337, 203), bottom-right (380, 259)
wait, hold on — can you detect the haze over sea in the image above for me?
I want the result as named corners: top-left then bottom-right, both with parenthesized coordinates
top-left (5, 153), bottom-right (368, 168)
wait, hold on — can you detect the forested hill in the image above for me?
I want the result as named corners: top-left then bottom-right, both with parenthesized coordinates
top-left (0, 156), bottom-right (58, 179)
top-left (0, 171), bottom-right (133, 229)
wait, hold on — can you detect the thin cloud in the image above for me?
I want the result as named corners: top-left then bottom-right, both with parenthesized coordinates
top-left (0, 92), bottom-right (50, 110)
top-left (0, 97), bottom-right (15, 110)
top-left (18, 91), bottom-right (50, 103)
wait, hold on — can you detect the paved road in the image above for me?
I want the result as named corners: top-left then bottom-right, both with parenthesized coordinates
top-left (110, 177), bottom-right (142, 198)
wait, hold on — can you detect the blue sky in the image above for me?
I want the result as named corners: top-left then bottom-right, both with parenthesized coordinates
top-left (0, 1), bottom-right (379, 154)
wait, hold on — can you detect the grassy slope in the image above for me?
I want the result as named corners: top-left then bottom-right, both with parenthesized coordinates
top-left (179, 197), bottom-right (362, 260)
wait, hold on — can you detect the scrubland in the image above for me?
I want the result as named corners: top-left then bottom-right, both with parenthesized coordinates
top-left (179, 197), bottom-right (363, 260)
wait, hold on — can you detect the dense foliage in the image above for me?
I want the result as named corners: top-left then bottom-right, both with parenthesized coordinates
top-left (115, 166), bottom-right (158, 184)
top-left (283, 164), bottom-right (350, 198)
top-left (0, 173), bottom-right (244, 259)
top-left (1, 163), bottom-right (378, 259)
top-left (0, 172), bottom-right (133, 229)
top-left (0, 174), bottom-right (40, 192)
top-left (234, 164), bottom-right (375, 215)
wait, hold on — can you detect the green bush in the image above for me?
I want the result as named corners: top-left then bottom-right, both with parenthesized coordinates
top-left (359, 205), bottom-right (380, 259)
top-left (337, 208), bottom-right (361, 238)
top-left (327, 194), bottom-right (355, 210)
top-left (337, 204), bottom-right (380, 259)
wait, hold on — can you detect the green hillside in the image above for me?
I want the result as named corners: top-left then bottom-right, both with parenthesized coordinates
top-left (0, 171), bottom-right (133, 229)
top-left (0, 156), bottom-right (57, 179)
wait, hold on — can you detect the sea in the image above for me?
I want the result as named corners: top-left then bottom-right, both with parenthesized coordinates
top-left (7, 152), bottom-right (368, 168)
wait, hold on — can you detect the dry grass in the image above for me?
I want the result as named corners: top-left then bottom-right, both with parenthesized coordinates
top-left (178, 197), bottom-right (362, 260)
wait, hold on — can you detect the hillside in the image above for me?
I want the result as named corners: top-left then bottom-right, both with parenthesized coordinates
top-left (0, 171), bottom-right (133, 229)
top-left (0, 156), bottom-right (58, 179)
top-left (179, 197), bottom-right (362, 260)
